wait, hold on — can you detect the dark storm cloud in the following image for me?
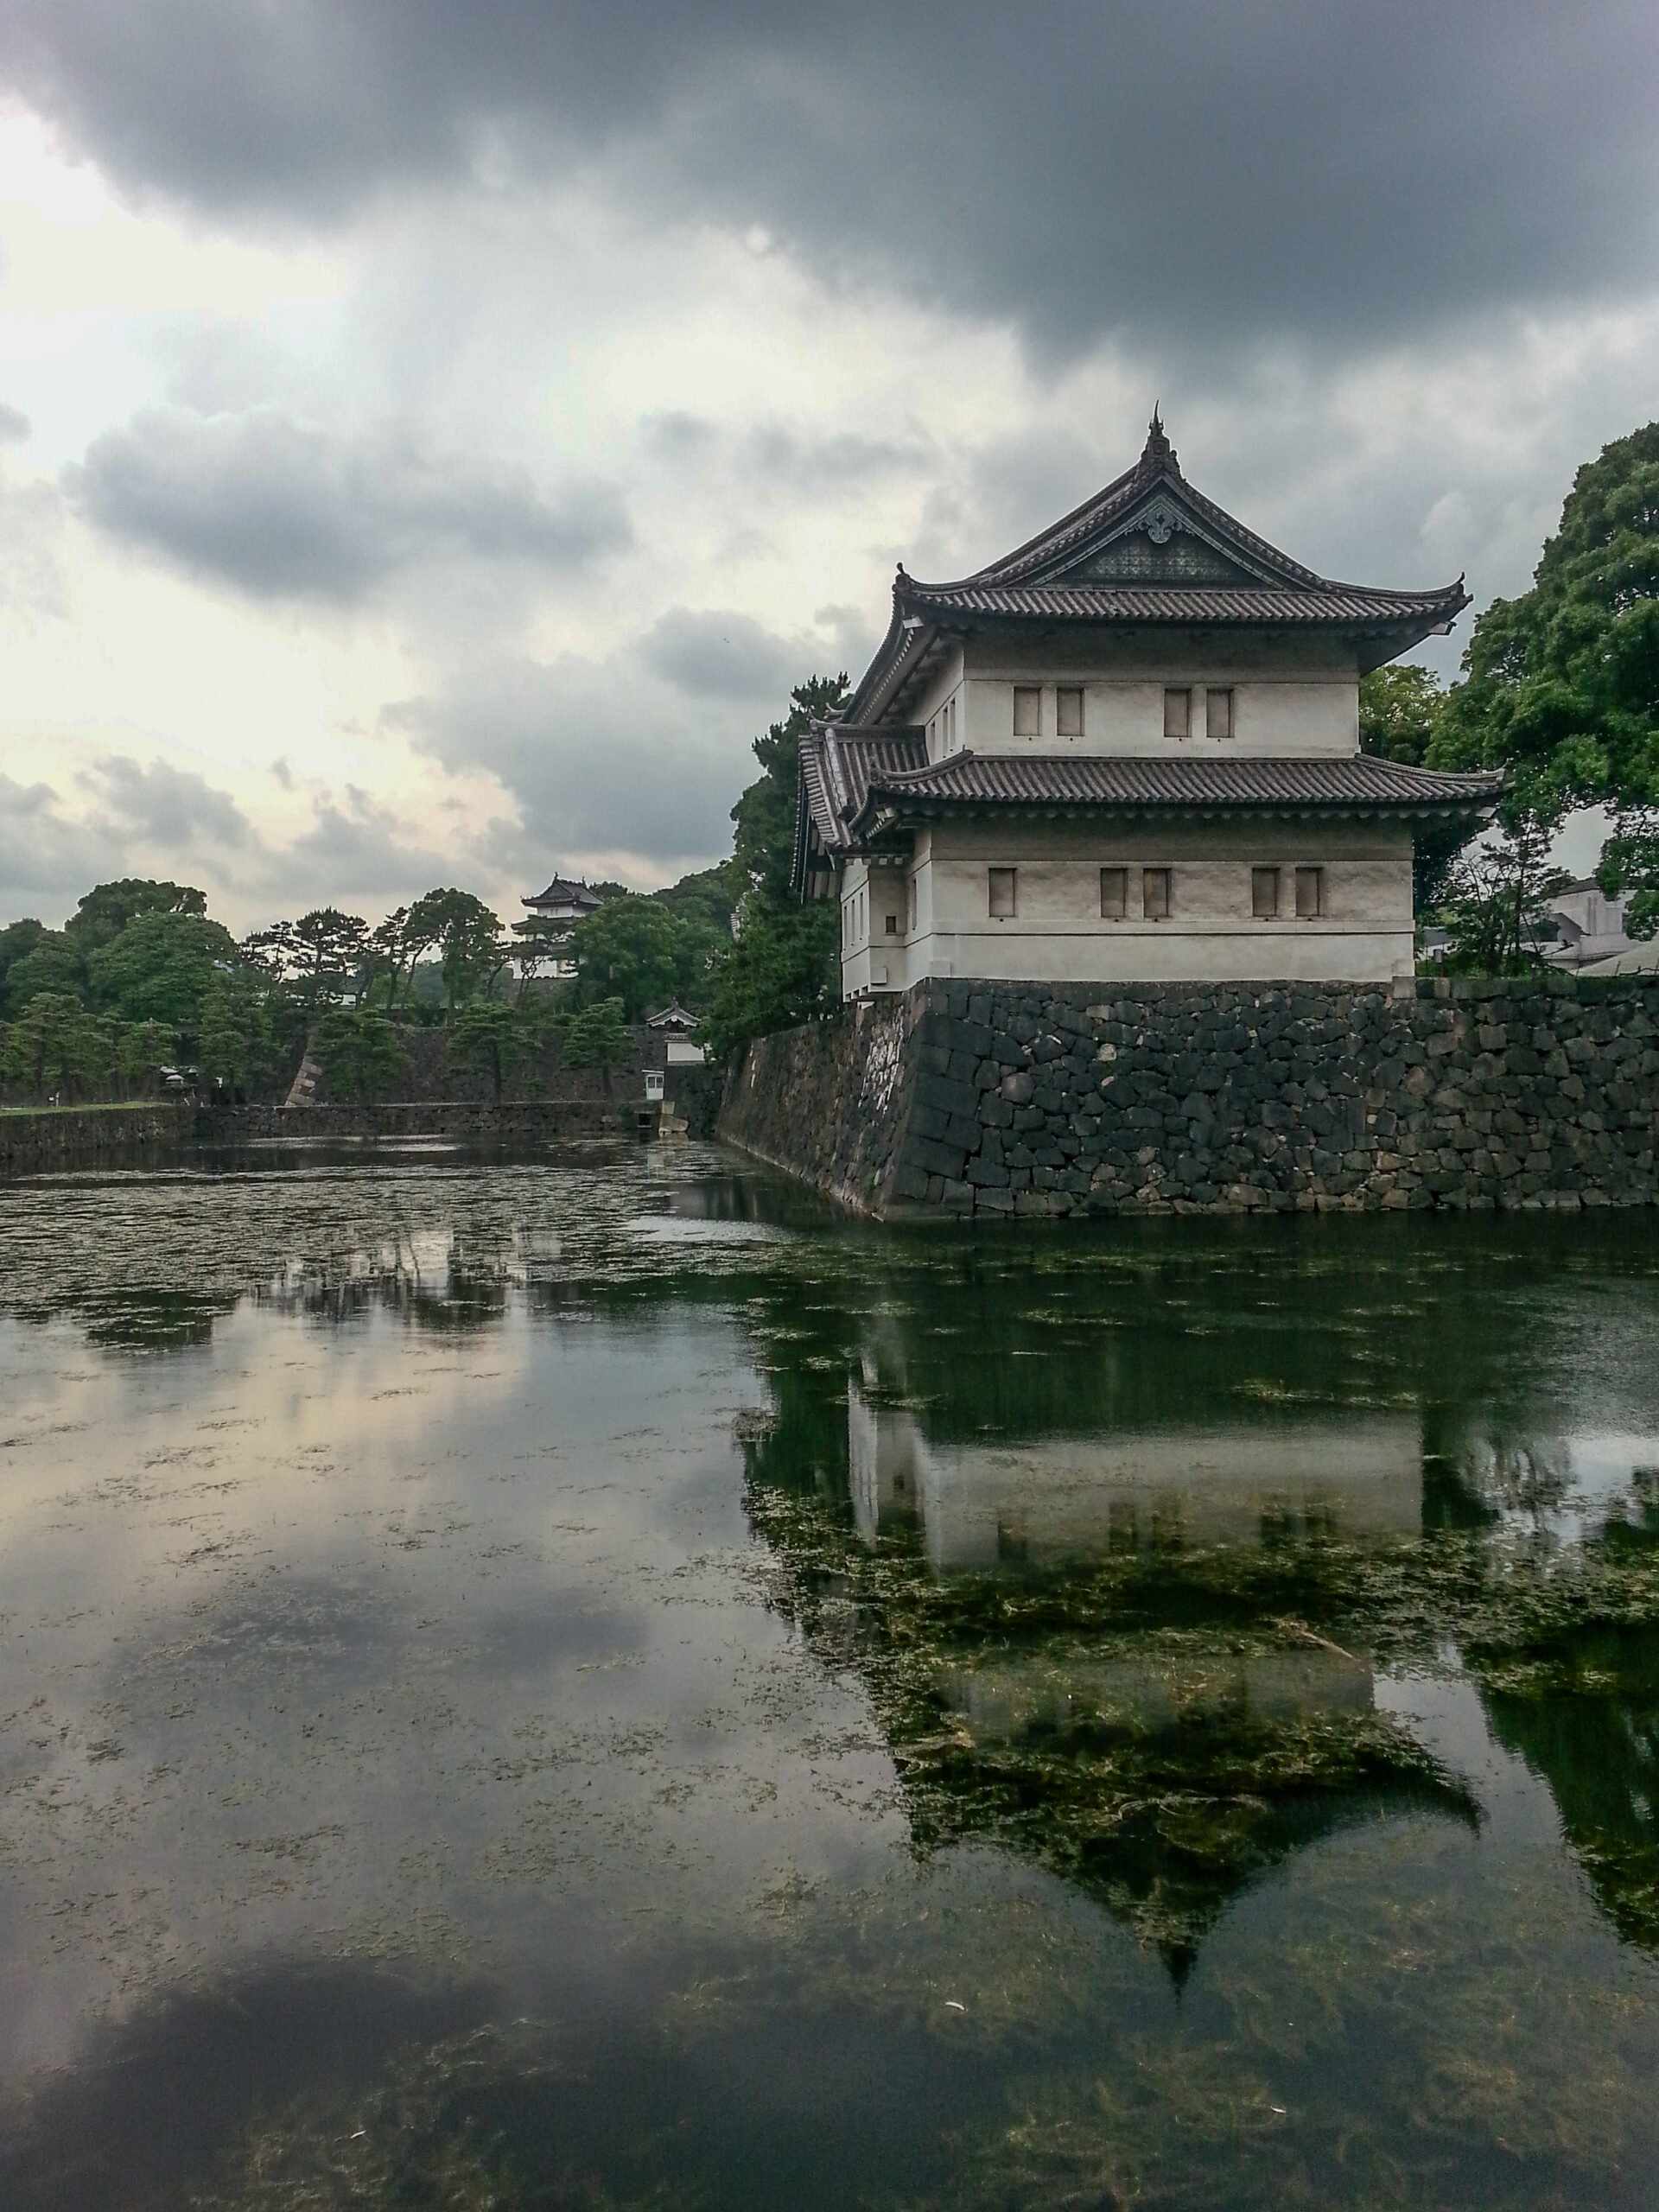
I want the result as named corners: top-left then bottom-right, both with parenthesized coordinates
top-left (641, 607), bottom-right (804, 702)
top-left (61, 406), bottom-right (631, 601)
top-left (3, 3), bottom-right (1655, 355)
top-left (84, 754), bottom-right (254, 849)
top-left (394, 651), bottom-right (766, 868)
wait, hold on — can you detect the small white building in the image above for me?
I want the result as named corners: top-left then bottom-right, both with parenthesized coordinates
top-left (794, 416), bottom-right (1502, 994)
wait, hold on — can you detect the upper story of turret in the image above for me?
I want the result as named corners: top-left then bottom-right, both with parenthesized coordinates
top-left (840, 412), bottom-right (1469, 766)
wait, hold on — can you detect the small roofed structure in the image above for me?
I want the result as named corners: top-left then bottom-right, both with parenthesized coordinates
top-left (794, 413), bottom-right (1503, 994)
top-left (648, 1001), bottom-right (707, 1065)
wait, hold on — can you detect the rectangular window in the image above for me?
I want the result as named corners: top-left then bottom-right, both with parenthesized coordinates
top-left (1013, 686), bottom-right (1041, 738)
top-left (885, 912), bottom-right (898, 935)
top-left (1142, 868), bottom-right (1171, 920)
top-left (1295, 866), bottom-right (1324, 919)
top-left (907, 876), bottom-right (917, 931)
top-left (1252, 866), bottom-right (1280, 919)
top-left (1207, 687), bottom-right (1235, 739)
top-left (988, 868), bottom-right (1018, 919)
top-left (1057, 685), bottom-right (1084, 738)
top-left (1100, 867), bottom-right (1128, 919)
top-left (1164, 687), bottom-right (1191, 740)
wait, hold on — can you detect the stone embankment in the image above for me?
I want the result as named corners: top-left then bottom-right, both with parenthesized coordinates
top-left (718, 975), bottom-right (1659, 1217)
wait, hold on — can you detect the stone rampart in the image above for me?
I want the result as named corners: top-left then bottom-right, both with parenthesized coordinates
top-left (718, 975), bottom-right (1659, 1217)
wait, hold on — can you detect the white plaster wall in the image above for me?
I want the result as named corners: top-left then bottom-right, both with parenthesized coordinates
top-left (840, 855), bottom-right (916, 996)
top-left (849, 1398), bottom-right (1421, 1567)
top-left (913, 645), bottom-right (966, 760)
top-left (842, 817), bottom-right (1415, 989)
top-left (962, 672), bottom-right (1357, 757)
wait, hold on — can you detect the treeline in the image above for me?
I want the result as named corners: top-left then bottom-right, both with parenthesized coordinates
top-left (1357, 419), bottom-right (1658, 972)
top-left (0, 871), bottom-right (737, 1107)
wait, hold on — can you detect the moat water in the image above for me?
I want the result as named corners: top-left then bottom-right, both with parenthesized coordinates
top-left (2, 1141), bottom-right (1657, 2209)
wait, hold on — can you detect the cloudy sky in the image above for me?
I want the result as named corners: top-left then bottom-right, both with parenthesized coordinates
top-left (0, 1), bottom-right (1655, 931)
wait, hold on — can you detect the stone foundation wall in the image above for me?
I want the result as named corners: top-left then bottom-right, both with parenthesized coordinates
top-left (718, 975), bottom-right (1659, 1217)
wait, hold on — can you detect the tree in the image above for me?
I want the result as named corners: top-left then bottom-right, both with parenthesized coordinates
top-left (1360, 664), bottom-right (1443, 767)
top-left (569, 893), bottom-right (684, 1021)
top-left (65, 879), bottom-right (207, 953)
top-left (244, 909), bottom-right (369, 1008)
top-left (701, 673), bottom-right (848, 1061)
top-left (1359, 664), bottom-right (1466, 915)
top-left (115, 1020), bottom-right (178, 1098)
top-left (404, 889), bottom-right (507, 1014)
top-left (1433, 818), bottom-right (1570, 976)
top-left (2, 928), bottom-right (86, 1017)
top-left (198, 969), bottom-right (278, 1098)
top-left (1431, 419), bottom-right (1659, 933)
top-left (2, 992), bottom-right (103, 1099)
top-left (86, 910), bottom-right (238, 1034)
top-left (0, 918), bottom-right (47, 1009)
top-left (313, 1009), bottom-right (409, 1101)
top-left (449, 998), bottom-right (542, 1106)
top-left (363, 906), bottom-right (411, 1007)
top-left (562, 996), bottom-right (626, 1070)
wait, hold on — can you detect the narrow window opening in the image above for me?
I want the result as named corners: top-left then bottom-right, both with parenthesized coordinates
top-left (885, 912), bottom-right (898, 936)
top-left (1013, 686), bottom-right (1041, 739)
top-left (1295, 866), bottom-right (1324, 919)
top-left (1251, 866), bottom-right (1280, 919)
top-left (907, 877), bottom-right (917, 931)
top-left (1100, 867), bottom-right (1128, 919)
top-left (1057, 686), bottom-right (1084, 739)
top-left (988, 868), bottom-right (1018, 919)
top-left (1164, 688), bottom-right (1191, 741)
top-left (1142, 868), bottom-right (1172, 920)
top-left (1207, 687), bottom-right (1235, 740)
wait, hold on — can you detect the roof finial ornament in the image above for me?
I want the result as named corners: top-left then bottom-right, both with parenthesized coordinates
top-left (1142, 404), bottom-right (1178, 476)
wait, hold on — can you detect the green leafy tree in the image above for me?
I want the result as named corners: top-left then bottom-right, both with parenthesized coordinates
top-left (2, 991), bottom-right (104, 1099)
top-left (86, 910), bottom-right (238, 1034)
top-left (404, 889), bottom-right (507, 1014)
top-left (198, 969), bottom-right (280, 1098)
top-left (65, 879), bottom-right (207, 953)
top-left (2, 928), bottom-right (86, 1016)
top-left (701, 673), bottom-right (848, 1063)
top-left (1359, 664), bottom-right (1466, 916)
top-left (569, 893), bottom-right (685, 1021)
top-left (449, 998), bottom-right (543, 1106)
top-left (1360, 664), bottom-right (1443, 768)
top-left (1432, 818), bottom-right (1570, 976)
top-left (115, 1020), bottom-right (178, 1098)
top-left (562, 996), bottom-right (626, 1070)
top-left (1431, 419), bottom-right (1659, 935)
top-left (314, 1009), bottom-right (409, 1101)
top-left (0, 918), bottom-right (48, 1010)
top-left (244, 909), bottom-right (370, 1008)
top-left (363, 906), bottom-right (411, 1007)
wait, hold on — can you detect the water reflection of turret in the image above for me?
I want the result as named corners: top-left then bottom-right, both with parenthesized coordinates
top-left (848, 1383), bottom-right (1421, 1567)
top-left (747, 1357), bottom-right (1477, 1978)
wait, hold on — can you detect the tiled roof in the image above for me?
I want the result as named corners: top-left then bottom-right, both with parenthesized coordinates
top-left (853, 749), bottom-right (1504, 831)
top-left (843, 415), bottom-right (1471, 723)
top-left (798, 726), bottom-right (926, 849)
top-left (790, 722), bottom-right (1502, 892)
top-left (896, 582), bottom-right (1467, 626)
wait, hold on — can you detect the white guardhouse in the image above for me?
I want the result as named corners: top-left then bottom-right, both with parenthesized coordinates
top-left (793, 416), bottom-right (1503, 995)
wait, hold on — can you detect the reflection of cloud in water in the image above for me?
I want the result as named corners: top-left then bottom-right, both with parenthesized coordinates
top-left (1450, 1428), bottom-right (1659, 1543)
top-left (626, 1215), bottom-right (790, 1248)
top-left (849, 1383), bottom-right (1422, 1567)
